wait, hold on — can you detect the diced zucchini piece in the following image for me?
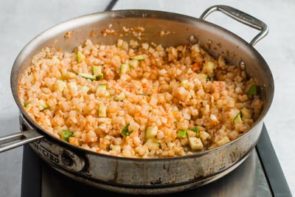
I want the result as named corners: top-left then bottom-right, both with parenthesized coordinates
top-left (92, 66), bottom-right (104, 80)
top-left (114, 92), bottom-right (125, 101)
top-left (145, 126), bottom-right (158, 139)
top-left (96, 73), bottom-right (104, 80)
top-left (190, 127), bottom-right (199, 133)
top-left (23, 102), bottom-right (32, 110)
top-left (121, 123), bottom-right (131, 137)
top-left (55, 80), bottom-right (66, 92)
top-left (216, 136), bottom-right (230, 146)
top-left (76, 51), bottom-right (85, 63)
top-left (23, 102), bottom-right (31, 109)
top-left (132, 55), bottom-right (145, 61)
top-left (181, 80), bottom-right (189, 88)
top-left (79, 73), bottom-right (96, 80)
top-left (81, 86), bottom-right (90, 93)
top-left (241, 107), bottom-right (251, 119)
top-left (61, 72), bottom-right (76, 80)
top-left (69, 81), bottom-right (78, 93)
top-left (247, 84), bottom-right (257, 96)
top-left (92, 66), bottom-right (102, 75)
top-left (98, 84), bottom-right (107, 91)
top-left (199, 131), bottom-right (211, 143)
top-left (129, 59), bottom-right (139, 68)
top-left (110, 145), bottom-right (121, 152)
top-left (60, 130), bottom-right (73, 142)
top-left (177, 129), bottom-right (188, 138)
top-left (202, 61), bottom-right (216, 76)
top-left (191, 44), bottom-right (200, 53)
top-left (98, 103), bottom-right (107, 117)
top-left (188, 137), bottom-right (203, 151)
top-left (197, 74), bottom-right (208, 82)
top-left (97, 84), bottom-right (109, 97)
top-left (145, 139), bottom-right (160, 150)
top-left (233, 112), bottom-right (242, 124)
top-left (120, 63), bottom-right (129, 75)
top-left (190, 127), bottom-right (200, 136)
top-left (39, 100), bottom-right (49, 111)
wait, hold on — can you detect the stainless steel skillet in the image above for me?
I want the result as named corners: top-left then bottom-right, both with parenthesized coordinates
top-left (0, 5), bottom-right (273, 194)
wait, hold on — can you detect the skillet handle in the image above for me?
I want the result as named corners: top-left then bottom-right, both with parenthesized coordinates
top-left (0, 130), bottom-right (43, 153)
top-left (200, 5), bottom-right (268, 46)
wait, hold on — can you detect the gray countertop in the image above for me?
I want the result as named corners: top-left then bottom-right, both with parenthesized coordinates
top-left (0, 0), bottom-right (294, 196)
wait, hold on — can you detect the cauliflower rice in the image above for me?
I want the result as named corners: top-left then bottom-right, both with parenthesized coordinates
top-left (18, 39), bottom-right (263, 158)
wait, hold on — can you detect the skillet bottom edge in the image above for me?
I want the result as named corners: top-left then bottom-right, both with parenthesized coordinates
top-left (51, 153), bottom-right (250, 195)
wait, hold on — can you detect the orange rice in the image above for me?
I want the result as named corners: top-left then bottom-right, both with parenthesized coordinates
top-left (18, 39), bottom-right (263, 158)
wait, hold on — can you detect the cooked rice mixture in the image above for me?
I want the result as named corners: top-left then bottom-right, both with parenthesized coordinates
top-left (18, 39), bottom-right (263, 158)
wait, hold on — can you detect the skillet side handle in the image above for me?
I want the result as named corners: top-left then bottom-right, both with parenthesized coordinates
top-left (0, 130), bottom-right (43, 153)
top-left (200, 5), bottom-right (268, 46)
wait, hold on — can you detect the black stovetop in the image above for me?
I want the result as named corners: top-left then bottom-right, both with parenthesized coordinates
top-left (21, 125), bottom-right (291, 197)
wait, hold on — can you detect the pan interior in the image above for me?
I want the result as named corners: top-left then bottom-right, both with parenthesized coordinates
top-left (11, 10), bottom-right (274, 158)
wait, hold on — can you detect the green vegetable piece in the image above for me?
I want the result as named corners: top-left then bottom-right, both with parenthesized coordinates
top-left (76, 51), bottom-right (85, 63)
top-left (92, 66), bottom-right (104, 80)
top-left (79, 73), bottom-right (96, 80)
top-left (146, 126), bottom-right (158, 139)
top-left (145, 138), bottom-right (160, 149)
top-left (98, 84), bottom-right (107, 90)
top-left (233, 112), bottom-right (242, 123)
top-left (181, 80), bottom-right (189, 88)
top-left (121, 124), bottom-right (131, 137)
top-left (96, 73), bottom-right (104, 80)
top-left (191, 127), bottom-right (199, 132)
top-left (81, 86), bottom-right (90, 93)
top-left (97, 84), bottom-right (109, 97)
top-left (92, 66), bottom-right (102, 75)
top-left (60, 130), bottom-right (73, 142)
top-left (55, 80), bottom-right (66, 92)
top-left (98, 103), bottom-right (107, 117)
top-left (247, 85), bottom-right (257, 96)
top-left (39, 100), bottom-right (49, 111)
top-left (197, 74), bottom-right (208, 82)
top-left (23, 102), bottom-right (31, 109)
top-left (189, 136), bottom-right (203, 150)
top-left (241, 107), bottom-right (251, 119)
top-left (203, 61), bottom-right (216, 77)
top-left (190, 127), bottom-right (200, 136)
top-left (132, 55), bottom-right (145, 61)
top-left (114, 92), bottom-right (125, 101)
top-left (177, 129), bottom-right (188, 138)
top-left (129, 59), bottom-right (139, 68)
top-left (120, 63), bottom-right (129, 75)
